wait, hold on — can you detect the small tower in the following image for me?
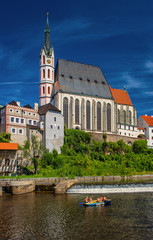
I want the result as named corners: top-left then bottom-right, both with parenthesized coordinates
top-left (39, 13), bottom-right (54, 106)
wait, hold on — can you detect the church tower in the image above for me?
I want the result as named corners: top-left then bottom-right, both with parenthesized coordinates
top-left (39, 13), bottom-right (54, 106)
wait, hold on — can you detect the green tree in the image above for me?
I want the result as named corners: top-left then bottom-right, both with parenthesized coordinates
top-left (133, 140), bottom-right (148, 154)
top-left (0, 132), bottom-right (11, 142)
top-left (23, 135), bottom-right (45, 174)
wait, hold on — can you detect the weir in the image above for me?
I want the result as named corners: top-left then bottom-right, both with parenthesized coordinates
top-left (67, 183), bottom-right (153, 194)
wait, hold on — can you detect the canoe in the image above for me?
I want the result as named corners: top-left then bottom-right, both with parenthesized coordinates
top-left (83, 199), bottom-right (111, 206)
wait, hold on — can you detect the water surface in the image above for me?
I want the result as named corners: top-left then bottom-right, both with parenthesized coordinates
top-left (0, 190), bottom-right (153, 239)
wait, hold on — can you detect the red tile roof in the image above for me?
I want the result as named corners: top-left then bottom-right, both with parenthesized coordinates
top-left (141, 115), bottom-right (153, 127)
top-left (109, 86), bottom-right (133, 106)
top-left (137, 127), bottom-right (145, 130)
top-left (0, 143), bottom-right (18, 150)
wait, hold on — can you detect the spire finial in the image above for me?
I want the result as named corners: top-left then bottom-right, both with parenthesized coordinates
top-left (43, 12), bottom-right (51, 55)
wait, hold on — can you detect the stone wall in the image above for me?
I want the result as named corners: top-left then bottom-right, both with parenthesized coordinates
top-left (91, 132), bottom-right (138, 144)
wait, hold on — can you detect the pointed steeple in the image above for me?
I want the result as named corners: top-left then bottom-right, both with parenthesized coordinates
top-left (44, 13), bottom-right (52, 56)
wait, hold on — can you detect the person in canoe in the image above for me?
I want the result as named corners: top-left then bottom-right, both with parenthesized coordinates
top-left (89, 197), bottom-right (93, 202)
top-left (84, 197), bottom-right (89, 203)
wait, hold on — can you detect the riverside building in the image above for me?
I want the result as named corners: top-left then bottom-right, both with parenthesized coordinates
top-left (40, 15), bottom-right (141, 140)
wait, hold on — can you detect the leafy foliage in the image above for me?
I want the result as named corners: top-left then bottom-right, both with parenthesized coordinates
top-left (0, 132), bottom-right (11, 143)
top-left (20, 129), bottom-right (153, 178)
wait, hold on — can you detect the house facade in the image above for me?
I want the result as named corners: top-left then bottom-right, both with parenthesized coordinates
top-left (38, 103), bottom-right (64, 153)
top-left (0, 101), bottom-right (39, 146)
top-left (0, 143), bottom-right (18, 176)
top-left (138, 115), bottom-right (153, 148)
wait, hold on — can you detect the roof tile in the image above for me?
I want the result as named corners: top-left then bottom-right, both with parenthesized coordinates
top-left (141, 115), bottom-right (153, 127)
top-left (109, 86), bottom-right (133, 106)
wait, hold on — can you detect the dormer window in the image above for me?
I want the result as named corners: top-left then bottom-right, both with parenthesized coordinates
top-left (61, 74), bottom-right (64, 77)
top-left (87, 79), bottom-right (90, 82)
top-left (102, 81), bottom-right (105, 85)
top-left (79, 77), bottom-right (82, 80)
top-left (69, 76), bottom-right (73, 79)
top-left (94, 80), bottom-right (98, 84)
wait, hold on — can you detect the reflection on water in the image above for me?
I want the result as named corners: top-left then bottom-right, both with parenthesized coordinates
top-left (0, 192), bottom-right (153, 239)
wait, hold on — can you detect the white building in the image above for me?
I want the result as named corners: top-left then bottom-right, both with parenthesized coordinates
top-left (38, 103), bottom-right (64, 153)
top-left (138, 115), bottom-right (153, 148)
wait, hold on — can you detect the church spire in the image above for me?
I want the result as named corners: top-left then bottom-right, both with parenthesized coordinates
top-left (44, 13), bottom-right (52, 56)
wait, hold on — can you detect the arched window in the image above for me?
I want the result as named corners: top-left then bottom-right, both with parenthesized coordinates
top-left (43, 86), bottom-right (45, 94)
top-left (63, 97), bottom-right (68, 128)
top-left (43, 69), bottom-right (45, 78)
top-left (107, 103), bottom-right (111, 131)
top-left (129, 111), bottom-right (132, 125)
top-left (86, 100), bottom-right (90, 130)
top-left (48, 69), bottom-right (50, 78)
top-left (43, 55), bottom-right (45, 64)
top-left (118, 109), bottom-right (120, 123)
top-left (75, 99), bottom-right (79, 124)
top-left (97, 102), bottom-right (101, 131)
top-left (48, 87), bottom-right (50, 95)
top-left (123, 110), bottom-right (126, 125)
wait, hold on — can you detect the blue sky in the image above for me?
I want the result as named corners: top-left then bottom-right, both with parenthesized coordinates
top-left (0, 0), bottom-right (153, 117)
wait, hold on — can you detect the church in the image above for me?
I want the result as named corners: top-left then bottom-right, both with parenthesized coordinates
top-left (39, 15), bottom-right (142, 139)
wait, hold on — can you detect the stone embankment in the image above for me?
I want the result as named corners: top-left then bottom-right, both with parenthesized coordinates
top-left (1, 174), bottom-right (153, 196)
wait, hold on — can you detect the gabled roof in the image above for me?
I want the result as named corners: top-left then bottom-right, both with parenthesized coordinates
top-left (109, 86), bottom-right (133, 106)
top-left (141, 115), bottom-right (153, 127)
top-left (54, 59), bottom-right (113, 99)
top-left (0, 143), bottom-right (18, 150)
top-left (24, 104), bottom-right (32, 109)
top-left (8, 100), bottom-right (18, 106)
top-left (38, 103), bottom-right (61, 115)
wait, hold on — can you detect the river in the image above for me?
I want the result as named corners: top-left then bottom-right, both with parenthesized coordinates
top-left (1, 183), bottom-right (153, 239)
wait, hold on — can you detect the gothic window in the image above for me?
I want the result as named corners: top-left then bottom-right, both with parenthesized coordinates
top-left (43, 69), bottom-right (45, 78)
top-left (63, 97), bottom-right (68, 128)
top-left (118, 109), bottom-right (120, 123)
top-left (48, 87), bottom-right (50, 95)
top-left (107, 103), bottom-right (111, 131)
top-left (123, 110), bottom-right (126, 125)
top-left (97, 102), bottom-right (101, 131)
top-left (43, 86), bottom-right (45, 94)
top-left (75, 99), bottom-right (79, 124)
top-left (86, 100), bottom-right (90, 130)
top-left (48, 69), bottom-right (50, 78)
top-left (129, 111), bottom-right (132, 125)
top-left (43, 55), bottom-right (45, 64)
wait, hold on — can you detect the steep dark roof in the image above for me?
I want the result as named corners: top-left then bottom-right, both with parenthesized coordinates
top-left (24, 104), bottom-right (33, 109)
top-left (43, 14), bottom-right (52, 56)
top-left (8, 100), bottom-right (18, 106)
top-left (54, 59), bottom-right (113, 99)
top-left (38, 103), bottom-right (61, 115)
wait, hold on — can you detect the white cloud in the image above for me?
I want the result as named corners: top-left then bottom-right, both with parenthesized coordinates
top-left (144, 91), bottom-right (153, 96)
top-left (122, 72), bottom-right (141, 89)
top-left (145, 60), bottom-right (153, 73)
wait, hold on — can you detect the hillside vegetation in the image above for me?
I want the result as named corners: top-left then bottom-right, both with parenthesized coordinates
top-left (35, 128), bottom-right (153, 178)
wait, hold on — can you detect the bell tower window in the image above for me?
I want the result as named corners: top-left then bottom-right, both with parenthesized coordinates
top-left (48, 87), bottom-right (50, 94)
top-left (43, 55), bottom-right (45, 64)
top-left (48, 69), bottom-right (50, 78)
top-left (43, 86), bottom-right (45, 94)
top-left (43, 69), bottom-right (45, 78)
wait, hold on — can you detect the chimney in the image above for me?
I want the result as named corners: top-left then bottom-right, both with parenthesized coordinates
top-left (16, 101), bottom-right (20, 107)
top-left (145, 114), bottom-right (147, 116)
top-left (34, 103), bottom-right (38, 111)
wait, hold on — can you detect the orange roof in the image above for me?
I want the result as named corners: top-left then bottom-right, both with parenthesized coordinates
top-left (109, 86), bottom-right (133, 106)
top-left (0, 143), bottom-right (18, 150)
top-left (137, 127), bottom-right (145, 130)
top-left (141, 115), bottom-right (153, 127)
